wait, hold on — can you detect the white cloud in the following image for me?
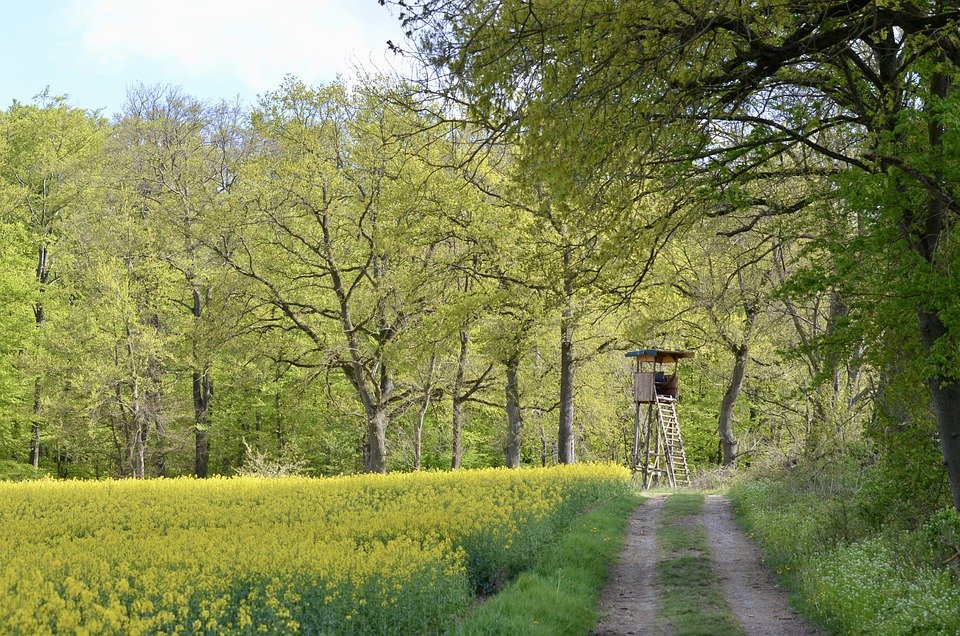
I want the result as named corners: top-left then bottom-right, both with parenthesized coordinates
top-left (67, 0), bottom-right (405, 92)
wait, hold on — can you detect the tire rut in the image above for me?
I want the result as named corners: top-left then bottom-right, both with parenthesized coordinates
top-left (702, 494), bottom-right (821, 636)
top-left (593, 496), bottom-right (665, 636)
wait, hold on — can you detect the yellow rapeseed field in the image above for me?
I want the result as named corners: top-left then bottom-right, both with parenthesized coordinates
top-left (0, 464), bottom-right (629, 634)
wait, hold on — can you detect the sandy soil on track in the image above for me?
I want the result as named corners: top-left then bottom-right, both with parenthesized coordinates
top-left (593, 494), bottom-right (821, 636)
top-left (702, 494), bottom-right (821, 636)
top-left (593, 497), bottom-right (664, 636)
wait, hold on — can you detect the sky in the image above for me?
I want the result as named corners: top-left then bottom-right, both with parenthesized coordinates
top-left (0, 0), bottom-right (409, 116)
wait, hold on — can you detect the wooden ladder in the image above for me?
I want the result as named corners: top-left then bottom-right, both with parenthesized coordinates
top-left (656, 395), bottom-right (690, 487)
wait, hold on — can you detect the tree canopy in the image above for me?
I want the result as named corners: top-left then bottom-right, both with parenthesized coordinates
top-left (386, 0), bottom-right (960, 509)
top-left (0, 3), bottom-right (957, 517)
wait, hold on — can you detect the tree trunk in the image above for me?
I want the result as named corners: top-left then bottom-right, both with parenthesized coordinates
top-left (273, 388), bottom-right (285, 451)
top-left (557, 295), bottom-right (576, 464)
top-left (238, 418), bottom-right (253, 467)
top-left (151, 406), bottom-right (166, 477)
top-left (539, 423), bottom-right (548, 467)
top-left (718, 344), bottom-right (748, 466)
top-left (414, 354), bottom-right (437, 471)
top-left (915, 68), bottom-right (960, 512)
top-left (504, 354), bottom-right (523, 468)
top-left (918, 308), bottom-right (960, 512)
top-left (129, 376), bottom-right (146, 480)
top-left (146, 338), bottom-right (165, 477)
top-left (192, 288), bottom-right (212, 478)
top-left (133, 418), bottom-right (147, 480)
top-left (29, 243), bottom-right (49, 467)
top-left (451, 329), bottom-right (469, 469)
top-left (275, 394), bottom-right (287, 451)
top-left (193, 366), bottom-right (212, 478)
top-left (365, 406), bottom-right (388, 473)
top-left (29, 378), bottom-right (41, 468)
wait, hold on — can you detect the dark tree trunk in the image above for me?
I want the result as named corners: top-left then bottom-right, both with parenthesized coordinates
top-left (192, 288), bottom-right (212, 478)
top-left (504, 354), bottom-right (523, 468)
top-left (29, 378), bottom-right (41, 468)
top-left (365, 407), bottom-right (388, 473)
top-left (539, 423), bottom-right (548, 467)
top-left (193, 367), bottom-right (212, 478)
top-left (451, 329), bottom-right (469, 469)
top-left (919, 308), bottom-right (960, 512)
top-left (914, 68), bottom-right (960, 512)
top-left (355, 363), bottom-right (393, 474)
top-left (273, 389), bottom-right (285, 451)
top-left (557, 297), bottom-right (575, 464)
top-left (29, 243), bottom-right (49, 467)
top-left (718, 344), bottom-right (749, 466)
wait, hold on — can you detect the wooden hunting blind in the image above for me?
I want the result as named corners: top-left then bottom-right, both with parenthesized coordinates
top-left (626, 349), bottom-right (695, 488)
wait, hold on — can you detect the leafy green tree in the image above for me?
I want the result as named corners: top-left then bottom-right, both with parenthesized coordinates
top-left (0, 94), bottom-right (107, 467)
top-left (393, 0), bottom-right (960, 510)
top-left (221, 79), bottom-right (468, 472)
top-left (109, 86), bottom-right (250, 477)
top-left (58, 197), bottom-right (175, 478)
top-left (0, 219), bottom-right (34, 457)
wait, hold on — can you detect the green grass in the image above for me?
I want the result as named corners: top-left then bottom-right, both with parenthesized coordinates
top-left (454, 490), bottom-right (641, 635)
top-left (656, 493), bottom-right (742, 636)
top-left (660, 491), bottom-right (706, 521)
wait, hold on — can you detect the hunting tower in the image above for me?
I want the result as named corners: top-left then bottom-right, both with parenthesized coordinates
top-left (626, 349), bottom-right (694, 488)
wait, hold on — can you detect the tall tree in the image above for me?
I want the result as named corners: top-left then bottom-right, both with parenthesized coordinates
top-left (0, 218), bottom-right (34, 458)
top-left (111, 86), bottom-right (248, 477)
top-left (0, 95), bottom-right (106, 467)
top-left (666, 229), bottom-right (772, 465)
top-left (394, 0), bottom-right (960, 510)
top-left (221, 79), bottom-right (464, 472)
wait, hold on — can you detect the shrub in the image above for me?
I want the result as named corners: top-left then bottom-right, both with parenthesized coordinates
top-left (801, 536), bottom-right (960, 635)
top-left (0, 459), bottom-right (46, 481)
top-left (235, 440), bottom-right (310, 478)
top-left (732, 469), bottom-right (960, 635)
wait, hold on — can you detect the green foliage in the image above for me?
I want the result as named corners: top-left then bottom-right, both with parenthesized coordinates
top-left (0, 459), bottom-right (46, 481)
top-left (394, 0), bottom-right (960, 512)
top-left (732, 466), bottom-right (960, 634)
top-left (854, 358), bottom-right (953, 528)
top-left (0, 221), bottom-right (33, 456)
top-left (456, 490), bottom-right (640, 635)
top-left (676, 354), bottom-right (728, 468)
top-left (802, 537), bottom-right (960, 635)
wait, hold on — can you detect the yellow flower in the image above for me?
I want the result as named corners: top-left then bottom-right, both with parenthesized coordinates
top-left (0, 465), bottom-right (628, 634)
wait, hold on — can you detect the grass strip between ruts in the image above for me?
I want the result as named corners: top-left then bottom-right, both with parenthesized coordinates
top-left (454, 489), bottom-right (641, 635)
top-left (656, 493), bottom-right (742, 636)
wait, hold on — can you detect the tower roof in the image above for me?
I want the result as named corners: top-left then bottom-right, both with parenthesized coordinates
top-left (624, 349), bottom-right (695, 363)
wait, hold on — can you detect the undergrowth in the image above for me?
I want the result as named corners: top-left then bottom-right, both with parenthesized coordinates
top-left (731, 459), bottom-right (960, 635)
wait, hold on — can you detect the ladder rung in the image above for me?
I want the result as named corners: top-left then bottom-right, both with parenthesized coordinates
top-left (650, 402), bottom-right (687, 488)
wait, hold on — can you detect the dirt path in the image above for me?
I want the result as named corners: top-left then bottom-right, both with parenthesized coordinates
top-left (593, 497), bottom-right (664, 635)
top-left (702, 495), bottom-right (820, 636)
top-left (594, 494), bottom-right (821, 636)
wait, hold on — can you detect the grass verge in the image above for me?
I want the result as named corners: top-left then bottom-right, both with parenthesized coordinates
top-left (656, 493), bottom-right (741, 636)
top-left (731, 472), bottom-right (960, 634)
top-left (454, 489), bottom-right (640, 635)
